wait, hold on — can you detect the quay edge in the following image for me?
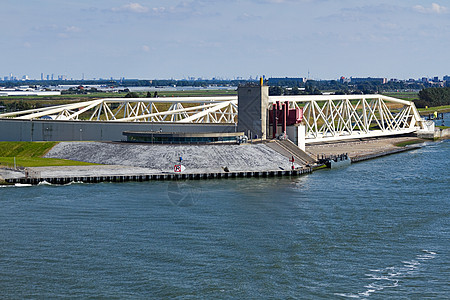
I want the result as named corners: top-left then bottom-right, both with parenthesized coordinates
top-left (5, 168), bottom-right (313, 186)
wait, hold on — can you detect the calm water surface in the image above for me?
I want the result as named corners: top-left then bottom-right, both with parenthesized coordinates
top-left (1, 140), bottom-right (449, 298)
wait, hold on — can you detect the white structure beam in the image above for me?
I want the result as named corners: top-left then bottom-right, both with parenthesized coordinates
top-left (0, 94), bottom-right (425, 143)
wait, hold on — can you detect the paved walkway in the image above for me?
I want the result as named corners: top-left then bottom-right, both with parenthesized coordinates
top-left (306, 136), bottom-right (423, 159)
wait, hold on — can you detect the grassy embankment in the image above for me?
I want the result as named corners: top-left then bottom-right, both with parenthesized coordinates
top-left (383, 91), bottom-right (450, 114)
top-left (417, 105), bottom-right (450, 114)
top-left (394, 139), bottom-right (426, 147)
top-left (382, 92), bottom-right (419, 100)
top-left (0, 142), bottom-right (97, 168)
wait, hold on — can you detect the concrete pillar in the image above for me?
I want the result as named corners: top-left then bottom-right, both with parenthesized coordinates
top-left (298, 124), bottom-right (306, 151)
top-left (272, 103), bottom-right (277, 138)
top-left (286, 124), bottom-right (306, 151)
top-left (237, 85), bottom-right (269, 139)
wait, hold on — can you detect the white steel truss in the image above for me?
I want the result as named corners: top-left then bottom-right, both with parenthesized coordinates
top-left (0, 94), bottom-right (424, 143)
top-left (0, 97), bottom-right (238, 124)
top-left (270, 94), bottom-right (424, 143)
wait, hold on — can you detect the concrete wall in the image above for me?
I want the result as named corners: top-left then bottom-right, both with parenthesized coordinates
top-left (0, 119), bottom-right (236, 142)
top-left (286, 124), bottom-right (306, 151)
top-left (417, 127), bottom-right (450, 139)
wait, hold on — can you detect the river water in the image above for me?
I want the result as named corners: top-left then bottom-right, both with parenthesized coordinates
top-left (0, 140), bottom-right (448, 298)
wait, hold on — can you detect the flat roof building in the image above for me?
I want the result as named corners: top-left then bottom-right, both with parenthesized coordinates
top-left (123, 131), bottom-right (245, 144)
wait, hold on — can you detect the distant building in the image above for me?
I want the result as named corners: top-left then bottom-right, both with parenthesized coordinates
top-left (268, 77), bottom-right (306, 86)
top-left (350, 77), bottom-right (387, 84)
top-left (443, 75), bottom-right (450, 82)
top-left (339, 76), bottom-right (350, 84)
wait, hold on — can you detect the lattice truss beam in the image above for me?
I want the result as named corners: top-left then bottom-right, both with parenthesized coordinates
top-left (270, 95), bottom-right (424, 142)
top-left (0, 97), bottom-right (238, 124)
top-left (0, 94), bottom-right (424, 142)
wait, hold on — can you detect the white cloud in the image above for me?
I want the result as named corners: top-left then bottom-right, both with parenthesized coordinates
top-left (112, 3), bottom-right (149, 13)
top-left (253, 0), bottom-right (313, 3)
top-left (142, 45), bottom-right (150, 52)
top-left (414, 3), bottom-right (447, 14)
top-left (236, 13), bottom-right (262, 21)
top-left (152, 7), bottom-right (168, 13)
top-left (65, 26), bottom-right (81, 33)
top-left (431, 3), bottom-right (447, 13)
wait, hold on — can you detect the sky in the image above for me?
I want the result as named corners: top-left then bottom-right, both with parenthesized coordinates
top-left (1, 0), bottom-right (449, 80)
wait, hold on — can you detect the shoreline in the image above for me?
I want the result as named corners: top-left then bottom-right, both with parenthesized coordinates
top-left (1, 136), bottom-right (438, 185)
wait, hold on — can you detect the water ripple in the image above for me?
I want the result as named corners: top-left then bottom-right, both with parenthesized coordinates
top-left (335, 250), bottom-right (437, 299)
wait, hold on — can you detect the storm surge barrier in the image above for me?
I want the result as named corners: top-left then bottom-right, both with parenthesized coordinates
top-left (0, 94), bottom-right (425, 144)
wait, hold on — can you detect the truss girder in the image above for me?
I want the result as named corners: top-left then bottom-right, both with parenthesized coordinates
top-left (0, 94), bottom-right (423, 143)
top-left (270, 95), bottom-right (424, 143)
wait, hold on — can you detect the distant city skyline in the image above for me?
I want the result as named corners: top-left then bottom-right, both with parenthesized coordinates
top-left (2, 72), bottom-right (450, 83)
top-left (1, 1), bottom-right (449, 80)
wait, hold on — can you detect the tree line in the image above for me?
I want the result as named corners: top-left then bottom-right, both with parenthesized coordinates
top-left (415, 87), bottom-right (450, 108)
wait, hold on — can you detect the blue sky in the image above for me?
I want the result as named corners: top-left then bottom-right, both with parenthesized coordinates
top-left (1, 0), bottom-right (449, 80)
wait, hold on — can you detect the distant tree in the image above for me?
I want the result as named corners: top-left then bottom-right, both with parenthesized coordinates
top-left (291, 87), bottom-right (300, 95)
top-left (146, 91), bottom-right (152, 98)
top-left (269, 86), bottom-right (283, 96)
top-left (351, 89), bottom-right (363, 95)
top-left (305, 83), bottom-right (322, 95)
top-left (418, 87), bottom-right (450, 107)
top-left (125, 92), bottom-right (140, 98)
top-left (413, 99), bottom-right (428, 108)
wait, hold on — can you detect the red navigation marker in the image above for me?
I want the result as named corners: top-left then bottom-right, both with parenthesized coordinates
top-left (289, 156), bottom-right (295, 170)
top-left (174, 165), bottom-right (182, 172)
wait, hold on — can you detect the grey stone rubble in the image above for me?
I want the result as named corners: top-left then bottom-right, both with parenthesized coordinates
top-left (30, 142), bottom-right (302, 178)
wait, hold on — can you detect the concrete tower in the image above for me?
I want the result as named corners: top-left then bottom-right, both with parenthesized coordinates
top-left (237, 82), bottom-right (269, 139)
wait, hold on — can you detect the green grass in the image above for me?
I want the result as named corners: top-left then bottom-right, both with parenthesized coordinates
top-left (382, 92), bottom-right (419, 101)
top-left (418, 105), bottom-right (450, 114)
top-left (156, 89), bottom-right (236, 97)
top-left (3, 89), bottom-right (235, 102)
top-left (4, 92), bottom-right (128, 101)
top-left (0, 157), bottom-right (98, 168)
top-left (0, 141), bottom-right (58, 157)
top-left (0, 141), bottom-right (98, 168)
top-left (394, 139), bottom-right (424, 147)
top-left (437, 125), bottom-right (450, 129)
